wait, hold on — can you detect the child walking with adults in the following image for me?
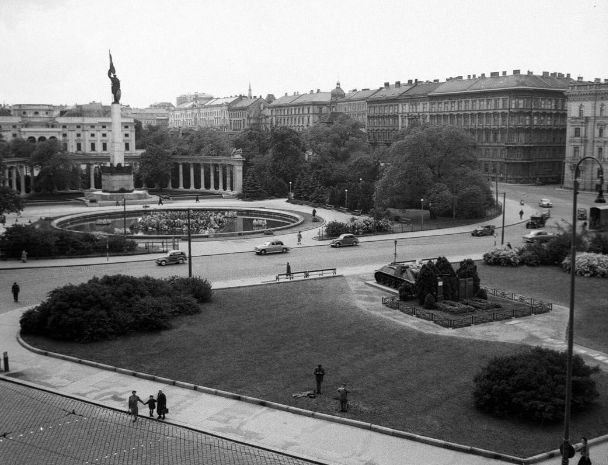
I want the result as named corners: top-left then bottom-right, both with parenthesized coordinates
top-left (144, 395), bottom-right (157, 418)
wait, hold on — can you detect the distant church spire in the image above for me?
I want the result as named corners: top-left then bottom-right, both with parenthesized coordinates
top-left (248, 82), bottom-right (252, 99)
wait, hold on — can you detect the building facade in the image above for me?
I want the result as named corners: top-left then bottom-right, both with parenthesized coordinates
top-left (335, 88), bottom-right (380, 129)
top-left (367, 81), bottom-right (412, 145)
top-left (228, 97), bottom-right (265, 131)
top-left (563, 80), bottom-right (608, 190)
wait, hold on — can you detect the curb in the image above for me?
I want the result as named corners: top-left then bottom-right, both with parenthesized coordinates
top-left (16, 332), bottom-right (551, 465)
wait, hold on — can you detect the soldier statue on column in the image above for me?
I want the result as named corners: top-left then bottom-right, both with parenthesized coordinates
top-left (108, 51), bottom-right (121, 104)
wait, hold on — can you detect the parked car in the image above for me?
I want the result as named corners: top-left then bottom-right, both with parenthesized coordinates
top-left (254, 240), bottom-right (289, 255)
top-left (541, 209), bottom-right (551, 218)
top-left (155, 250), bottom-right (187, 266)
top-left (539, 198), bottom-right (553, 208)
top-left (471, 225), bottom-right (496, 237)
top-left (526, 212), bottom-right (550, 229)
top-left (330, 234), bottom-right (359, 247)
top-left (522, 230), bottom-right (555, 243)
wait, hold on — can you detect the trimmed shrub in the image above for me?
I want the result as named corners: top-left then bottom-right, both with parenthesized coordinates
top-left (473, 347), bottom-right (600, 423)
top-left (456, 259), bottom-right (480, 294)
top-left (20, 275), bottom-right (212, 342)
top-left (562, 252), bottom-right (608, 277)
top-left (423, 293), bottom-right (436, 309)
top-left (474, 288), bottom-right (488, 300)
top-left (587, 233), bottom-right (608, 254)
top-left (435, 256), bottom-right (457, 300)
top-left (483, 248), bottom-right (520, 266)
top-left (416, 263), bottom-right (438, 305)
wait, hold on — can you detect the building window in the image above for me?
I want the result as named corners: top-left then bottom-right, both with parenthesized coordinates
top-left (76, 125), bottom-right (81, 128)
top-left (76, 142), bottom-right (82, 151)
top-left (90, 133), bottom-right (95, 137)
top-left (62, 125), bottom-right (67, 129)
top-left (598, 147), bottom-right (604, 161)
top-left (62, 133), bottom-right (67, 138)
top-left (124, 125), bottom-right (129, 129)
top-left (102, 133), bottom-right (107, 137)
top-left (102, 142), bottom-right (107, 151)
top-left (76, 133), bottom-right (81, 138)
top-left (62, 143), bottom-right (67, 150)
top-left (579, 105), bottom-right (584, 117)
top-left (599, 127), bottom-right (604, 138)
top-left (102, 125), bottom-right (107, 129)
top-left (90, 143), bottom-right (96, 151)
top-left (600, 104), bottom-right (605, 117)
top-left (574, 127), bottom-right (581, 137)
top-left (125, 142), bottom-right (130, 151)
top-left (573, 146), bottom-right (580, 159)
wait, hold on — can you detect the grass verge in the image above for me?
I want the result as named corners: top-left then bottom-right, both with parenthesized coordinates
top-left (24, 277), bottom-right (608, 457)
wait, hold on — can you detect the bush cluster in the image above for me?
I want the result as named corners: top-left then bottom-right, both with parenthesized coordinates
top-left (325, 217), bottom-right (392, 237)
top-left (473, 347), bottom-right (599, 423)
top-left (562, 252), bottom-right (608, 277)
top-left (482, 248), bottom-right (521, 266)
top-left (0, 224), bottom-right (136, 258)
top-left (20, 275), bottom-right (213, 342)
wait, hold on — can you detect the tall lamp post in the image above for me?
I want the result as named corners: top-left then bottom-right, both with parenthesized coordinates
top-left (561, 156), bottom-right (605, 464)
top-left (122, 196), bottom-right (127, 236)
top-left (420, 198), bottom-right (424, 230)
top-left (501, 192), bottom-right (506, 245)
top-left (186, 209), bottom-right (193, 278)
top-left (289, 181), bottom-right (292, 198)
top-left (344, 189), bottom-right (348, 209)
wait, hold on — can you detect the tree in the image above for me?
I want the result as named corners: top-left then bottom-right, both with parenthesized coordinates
top-left (415, 262), bottom-right (439, 305)
top-left (184, 128), bottom-right (231, 157)
top-left (30, 140), bottom-right (76, 193)
top-left (268, 127), bottom-right (306, 187)
top-left (304, 114), bottom-right (369, 162)
top-left (435, 256), bottom-right (457, 300)
top-left (138, 145), bottom-right (173, 190)
top-left (473, 347), bottom-right (600, 423)
top-left (241, 170), bottom-right (268, 199)
top-left (456, 258), bottom-right (480, 295)
top-left (8, 138), bottom-right (36, 159)
top-left (0, 186), bottom-right (23, 216)
top-left (233, 128), bottom-right (271, 162)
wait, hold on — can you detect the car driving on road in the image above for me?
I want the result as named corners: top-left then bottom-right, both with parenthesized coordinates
top-left (539, 198), bottom-right (553, 208)
top-left (522, 230), bottom-right (555, 243)
top-left (155, 250), bottom-right (187, 266)
top-left (330, 234), bottom-right (359, 247)
top-left (254, 240), bottom-right (289, 255)
top-left (471, 225), bottom-right (496, 237)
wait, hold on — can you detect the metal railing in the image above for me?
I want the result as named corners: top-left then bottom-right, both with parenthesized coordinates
top-left (381, 287), bottom-right (552, 329)
top-left (276, 267), bottom-right (337, 281)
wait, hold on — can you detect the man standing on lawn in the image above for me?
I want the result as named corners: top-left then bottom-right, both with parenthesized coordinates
top-left (337, 384), bottom-right (349, 412)
top-left (313, 364), bottom-right (325, 394)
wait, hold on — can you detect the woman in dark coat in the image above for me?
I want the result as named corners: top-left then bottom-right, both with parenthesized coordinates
top-left (157, 390), bottom-right (167, 420)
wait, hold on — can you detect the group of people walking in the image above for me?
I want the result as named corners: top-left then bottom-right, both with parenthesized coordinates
top-left (313, 364), bottom-right (349, 413)
top-left (128, 389), bottom-right (167, 422)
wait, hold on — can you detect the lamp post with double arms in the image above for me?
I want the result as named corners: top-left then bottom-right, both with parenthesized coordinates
top-left (561, 156), bottom-right (605, 464)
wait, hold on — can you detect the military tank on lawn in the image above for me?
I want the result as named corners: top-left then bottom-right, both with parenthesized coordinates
top-left (374, 260), bottom-right (428, 297)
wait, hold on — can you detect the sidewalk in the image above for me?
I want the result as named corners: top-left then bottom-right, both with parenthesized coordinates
top-left (4, 198), bottom-right (607, 464)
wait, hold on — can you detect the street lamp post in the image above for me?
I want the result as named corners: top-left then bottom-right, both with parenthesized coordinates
top-left (420, 198), bottom-right (424, 230)
top-left (561, 156), bottom-right (604, 465)
top-left (501, 192), bottom-right (506, 245)
top-left (393, 239), bottom-right (397, 264)
top-left (344, 189), bottom-right (348, 209)
top-left (187, 209), bottom-right (193, 278)
top-left (122, 197), bottom-right (127, 237)
top-left (289, 181), bottom-right (292, 198)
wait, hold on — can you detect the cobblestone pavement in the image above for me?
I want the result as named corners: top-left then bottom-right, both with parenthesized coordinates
top-left (0, 380), bottom-right (321, 465)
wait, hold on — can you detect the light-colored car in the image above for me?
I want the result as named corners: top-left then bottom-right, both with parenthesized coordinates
top-left (539, 198), bottom-right (553, 208)
top-left (330, 233), bottom-right (359, 247)
top-left (254, 240), bottom-right (289, 255)
top-left (522, 230), bottom-right (555, 243)
top-left (155, 250), bottom-right (187, 266)
top-left (471, 225), bottom-right (496, 237)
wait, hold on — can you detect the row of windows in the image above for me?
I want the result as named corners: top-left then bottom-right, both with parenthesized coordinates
top-left (572, 146), bottom-right (605, 161)
top-left (573, 126), bottom-right (606, 137)
top-left (575, 103), bottom-right (605, 117)
top-left (75, 142), bottom-right (130, 152)
top-left (271, 106), bottom-right (314, 116)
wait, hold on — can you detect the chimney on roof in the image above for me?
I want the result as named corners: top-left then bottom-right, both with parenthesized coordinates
top-left (284, 93), bottom-right (288, 96)
top-left (480, 73), bottom-right (486, 78)
top-left (551, 72), bottom-right (557, 77)
top-left (528, 71), bottom-right (533, 75)
top-left (513, 69), bottom-right (520, 75)
top-left (490, 72), bottom-right (499, 77)
top-left (467, 75), bottom-right (471, 79)
top-left (414, 79), bottom-right (418, 84)
top-left (316, 89), bottom-right (320, 93)
top-left (473, 74), bottom-right (476, 78)
top-left (542, 71), bottom-right (549, 77)
top-left (578, 76), bottom-right (583, 81)
top-left (395, 81), bottom-right (401, 88)
top-left (384, 82), bottom-right (390, 89)
top-left (558, 73), bottom-right (564, 78)
top-left (605, 79), bottom-right (608, 84)
top-left (502, 71), bottom-right (507, 76)
top-left (595, 78), bottom-right (601, 83)
top-left (310, 90), bottom-right (313, 94)
top-left (567, 73), bottom-right (571, 78)
top-left (456, 76), bottom-right (463, 80)
top-left (433, 79), bottom-right (439, 83)
top-left (407, 79), bottom-right (412, 84)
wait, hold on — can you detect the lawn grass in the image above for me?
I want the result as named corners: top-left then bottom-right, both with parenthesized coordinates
top-left (477, 262), bottom-right (608, 353)
top-left (24, 277), bottom-right (608, 457)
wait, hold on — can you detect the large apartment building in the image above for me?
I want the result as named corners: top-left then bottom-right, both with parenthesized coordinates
top-left (563, 80), bottom-right (608, 191)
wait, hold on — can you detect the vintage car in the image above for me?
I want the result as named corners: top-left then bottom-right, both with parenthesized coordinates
top-left (330, 234), bottom-right (359, 247)
top-left (155, 250), bottom-right (187, 266)
top-left (522, 230), bottom-right (556, 243)
top-left (539, 198), bottom-right (553, 208)
top-left (471, 225), bottom-right (496, 237)
top-left (254, 240), bottom-right (290, 255)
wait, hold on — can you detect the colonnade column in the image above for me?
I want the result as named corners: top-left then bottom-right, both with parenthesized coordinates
top-left (189, 163), bottom-right (194, 190)
top-left (210, 164), bottom-right (215, 191)
top-left (89, 164), bottom-right (95, 189)
top-left (178, 163), bottom-right (184, 189)
top-left (200, 164), bottom-right (205, 190)
top-left (11, 167), bottom-right (17, 191)
top-left (19, 166), bottom-right (26, 195)
top-left (3, 168), bottom-right (8, 187)
top-left (218, 165), bottom-right (224, 191)
top-left (232, 160), bottom-right (243, 194)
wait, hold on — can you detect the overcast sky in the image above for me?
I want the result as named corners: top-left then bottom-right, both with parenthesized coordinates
top-left (1, 0), bottom-right (607, 108)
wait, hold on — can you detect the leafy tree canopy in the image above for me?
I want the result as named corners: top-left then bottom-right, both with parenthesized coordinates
top-left (138, 144), bottom-right (173, 190)
top-left (0, 186), bottom-right (23, 216)
top-left (30, 140), bottom-right (77, 193)
top-left (304, 114), bottom-right (369, 162)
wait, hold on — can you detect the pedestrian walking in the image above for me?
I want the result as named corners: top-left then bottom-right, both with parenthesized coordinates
top-left (313, 364), bottom-right (325, 394)
top-left (157, 390), bottom-right (167, 420)
top-left (158, 196), bottom-right (163, 206)
top-left (506, 242), bottom-right (512, 249)
top-left (11, 282), bottom-right (19, 302)
top-left (195, 195), bottom-right (200, 203)
top-left (519, 209), bottom-right (524, 220)
top-left (115, 199), bottom-right (120, 207)
top-left (297, 231), bottom-right (302, 245)
top-left (337, 384), bottom-right (349, 412)
top-left (493, 232), bottom-right (497, 246)
top-left (128, 390), bottom-right (144, 422)
top-left (286, 262), bottom-right (291, 278)
top-left (21, 250), bottom-right (27, 263)
top-left (144, 395), bottom-right (157, 417)
top-left (578, 437), bottom-right (591, 465)
top-left (312, 208), bottom-right (316, 218)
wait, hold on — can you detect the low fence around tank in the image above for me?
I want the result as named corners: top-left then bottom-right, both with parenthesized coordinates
top-left (381, 287), bottom-right (552, 329)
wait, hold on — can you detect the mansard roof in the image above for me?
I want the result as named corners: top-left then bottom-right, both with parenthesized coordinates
top-left (431, 74), bottom-right (574, 96)
top-left (341, 88), bottom-right (381, 101)
top-left (205, 96), bottom-right (241, 107)
top-left (367, 84), bottom-right (413, 102)
top-left (229, 97), bottom-right (263, 109)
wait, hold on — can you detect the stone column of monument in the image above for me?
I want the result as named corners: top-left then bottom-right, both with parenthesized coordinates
top-left (110, 103), bottom-right (125, 166)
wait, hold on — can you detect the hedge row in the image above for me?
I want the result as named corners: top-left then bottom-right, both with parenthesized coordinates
top-left (20, 275), bottom-right (212, 342)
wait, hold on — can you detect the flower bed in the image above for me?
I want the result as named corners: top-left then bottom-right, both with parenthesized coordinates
top-left (435, 300), bottom-right (476, 315)
top-left (562, 252), bottom-right (608, 277)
